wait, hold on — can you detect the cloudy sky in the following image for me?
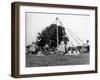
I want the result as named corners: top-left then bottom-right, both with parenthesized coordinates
top-left (25, 12), bottom-right (90, 46)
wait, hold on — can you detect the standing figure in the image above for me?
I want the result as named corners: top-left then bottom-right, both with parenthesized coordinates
top-left (58, 40), bottom-right (65, 54)
top-left (86, 40), bottom-right (90, 52)
top-left (29, 42), bottom-right (36, 55)
top-left (44, 44), bottom-right (49, 55)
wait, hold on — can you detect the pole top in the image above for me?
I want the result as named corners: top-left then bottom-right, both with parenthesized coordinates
top-left (56, 17), bottom-right (59, 20)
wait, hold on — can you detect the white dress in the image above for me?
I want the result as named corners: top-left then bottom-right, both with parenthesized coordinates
top-left (29, 44), bottom-right (35, 52)
top-left (58, 41), bottom-right (65, 52)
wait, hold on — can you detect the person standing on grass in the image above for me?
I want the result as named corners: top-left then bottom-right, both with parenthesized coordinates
top-left (58, 40), bottom-right (65, 54)
top-left (44, 44), bottom-right (49, 55)
top-left (29, 42), bottom-right (36, 54)
top-left (86, 40), bottom-right (90, 52)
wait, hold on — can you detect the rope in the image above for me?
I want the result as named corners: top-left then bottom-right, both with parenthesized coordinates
top-left (68, 31), bottom-right (81, 46)
top-left (66, 27), bottom-right (85, 44)
top-left (65, 31), bottom-right (75, 47)
top-left (55, 17), bottom-right (85, 47)
top-left (57, 18), bottom-right (82, 46)
top-left (69, 40), bottom-right (75, 47)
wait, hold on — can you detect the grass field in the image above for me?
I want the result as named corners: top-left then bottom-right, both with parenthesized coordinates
top-left (26, 53), bottom-right (89, 67)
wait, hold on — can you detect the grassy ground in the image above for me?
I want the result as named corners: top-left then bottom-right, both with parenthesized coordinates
top-left (26, 53), bottom-right (89, 67)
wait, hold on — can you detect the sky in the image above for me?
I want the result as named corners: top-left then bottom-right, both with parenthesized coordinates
top-left (25, 12), bottom-right (90, 46)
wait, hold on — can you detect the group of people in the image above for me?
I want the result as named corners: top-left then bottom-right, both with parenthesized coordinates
top-left (26, 42), bottom-right (56, 56)
top-left (58, 41), bottom-right (80, 55)
top-left (26, 40), bottom-right (89, 56)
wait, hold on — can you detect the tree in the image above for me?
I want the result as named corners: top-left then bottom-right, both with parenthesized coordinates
top-left (35, 24), bottom-right (69, 50)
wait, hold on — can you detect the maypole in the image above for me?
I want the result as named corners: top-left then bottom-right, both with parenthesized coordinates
top-left (56, 17), bottom-right (59, 52)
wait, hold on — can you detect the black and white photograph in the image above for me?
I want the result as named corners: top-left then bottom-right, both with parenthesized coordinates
top-left (25, 12), bottom-right (90, 67)
top-left (11, 2), bottom-right (97, 77)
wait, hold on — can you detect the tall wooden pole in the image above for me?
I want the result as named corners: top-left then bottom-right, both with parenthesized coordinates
top-left (56, 17), bottom-right (59, 52)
